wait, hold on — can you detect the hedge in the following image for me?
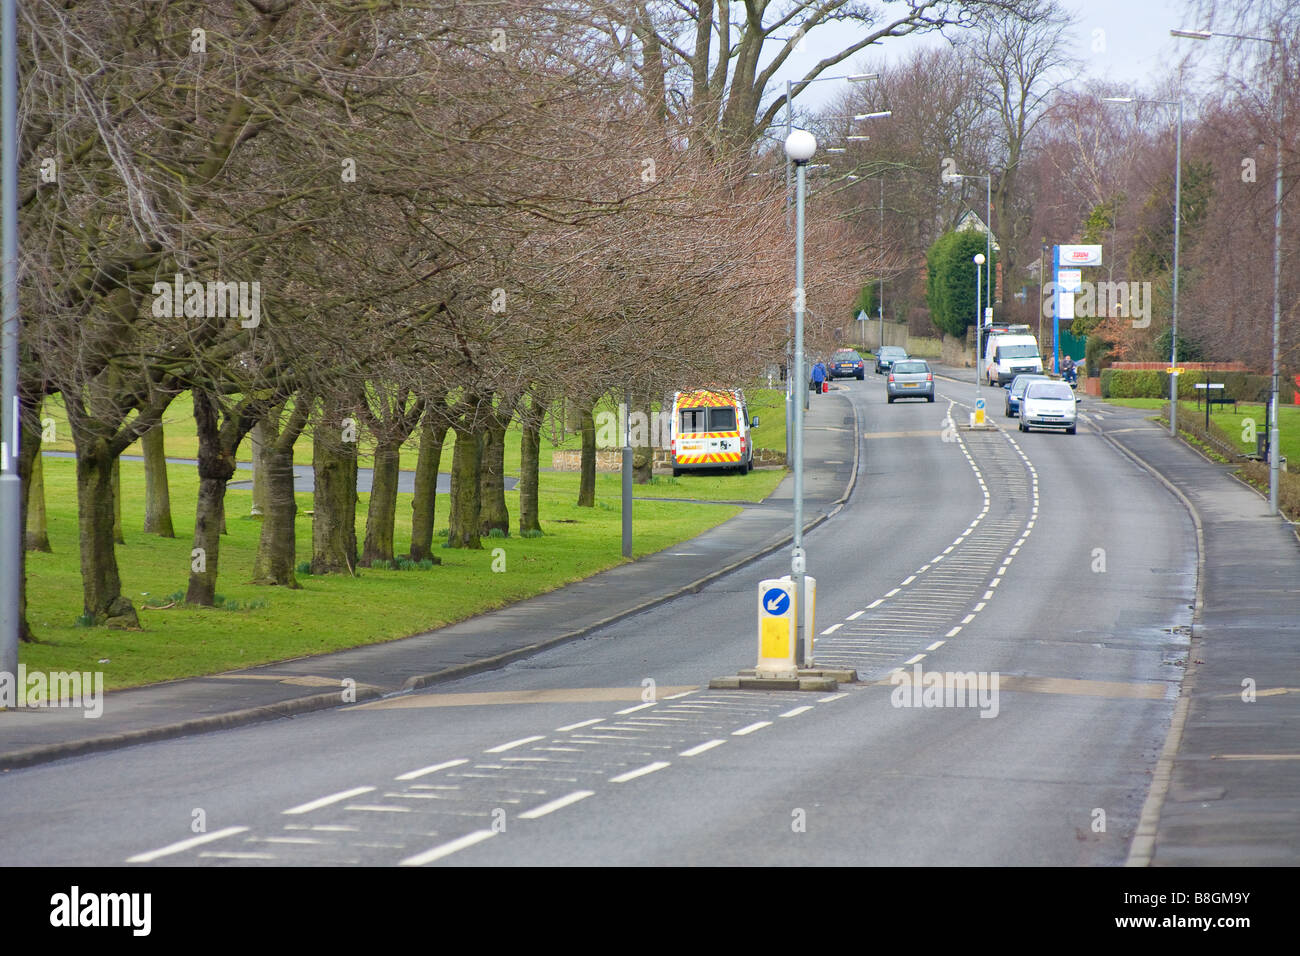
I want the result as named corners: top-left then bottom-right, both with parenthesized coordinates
top-left (1100, 369), bottom-right (1285, 402)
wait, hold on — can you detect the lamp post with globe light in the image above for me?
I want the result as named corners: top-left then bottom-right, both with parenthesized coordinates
top-left (785, 127), bottom-right (815, 665)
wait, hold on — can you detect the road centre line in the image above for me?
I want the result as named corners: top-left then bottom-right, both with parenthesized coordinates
top-left (399, 830), bottom-right (497, 866)
top-left (519, 790), bottom-right (595, 820)
top-left (615, 702), bottom-right (656, 715)
top-left (486, 735), bottom-right (546, 753)
top-left (396, 759), bottom-right (467, 781)
top-left (780, 705), bottom-right (813, 718)
top-left (609, 761), bottom-right (671, 783)
top-left (847, 610), bottom-right (864, 620)
top-left (126, 827), bottom-right (249, 863)
top-left (556, 718), bottom-right (604, 732)
top-left (904, 654), bottom-right (926, 665)
top-left (732, 721), bottom-right (772, 736)
top-left (282, 786), bottom-right (375, 815)
top-left (680, 739), bottom-right (727, 757)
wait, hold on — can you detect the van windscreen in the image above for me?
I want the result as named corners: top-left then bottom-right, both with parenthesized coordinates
top-left (1000, 344), bottom-right (1039, 358)
top-left (708, 407), bottom-right (737, 431)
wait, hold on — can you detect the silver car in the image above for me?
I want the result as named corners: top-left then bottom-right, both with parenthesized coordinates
top-left (886, 359), bottom-right (935, 403)
top-left (1018, 380), bottom-right (1077, 433)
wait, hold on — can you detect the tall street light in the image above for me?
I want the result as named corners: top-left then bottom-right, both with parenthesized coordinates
top-left (1104, 95), bottom-right (1183, 438)
top-left (785, 128), bottom-right (815, 667)
top-left (1173, 27), bottom-right (1285, 515)
top-left (943, 169), bottom-right (992, 401)
top-left (1, 0), bottom-right (20, 677)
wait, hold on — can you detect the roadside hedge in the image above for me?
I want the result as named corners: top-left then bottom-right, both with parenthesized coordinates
top-left (1100, 369), bottom-right (1283, 402)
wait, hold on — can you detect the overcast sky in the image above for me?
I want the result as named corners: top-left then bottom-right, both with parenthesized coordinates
top-left (769, 0), bottom-right (1204, 114)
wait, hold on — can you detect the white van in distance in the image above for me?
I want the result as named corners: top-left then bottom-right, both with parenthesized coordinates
top-left (984, 332), bottom-right (1043, 386)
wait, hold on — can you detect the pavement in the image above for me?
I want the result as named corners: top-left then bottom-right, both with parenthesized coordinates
top-left (1, 385), bottom-right (858, 770)
top-left (933, 361), bottom-right (1300, 866)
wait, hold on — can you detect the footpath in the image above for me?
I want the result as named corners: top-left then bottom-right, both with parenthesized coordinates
top-left (0, 386), bottom-right (859, 770)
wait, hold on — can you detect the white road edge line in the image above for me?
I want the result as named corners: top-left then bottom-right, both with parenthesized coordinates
top-left (399, 829), bottom-right (497, 866)
top-left (127, 826), bottom-right (249, 863)
top-left (519, 790), bottom-right (595, 820)
top-left (282, 786), bottom-right (375, 815)
top-left (395, 758), bottom-right (468, 781)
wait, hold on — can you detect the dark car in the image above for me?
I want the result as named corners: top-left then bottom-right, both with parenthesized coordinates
top-left (1003, 373), bottom-right (1052, 418)
top-left (875, 346), bottom-right (907, 374)
top-left (830, 349), bottom-right (866, 380)
top-left (886, 359), bottom-right (935, 403)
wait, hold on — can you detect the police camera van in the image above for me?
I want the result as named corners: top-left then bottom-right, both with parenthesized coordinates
top-left (669, 388), bottom-right (758, 477)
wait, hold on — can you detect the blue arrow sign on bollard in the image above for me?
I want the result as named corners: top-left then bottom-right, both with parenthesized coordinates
top-left (762, 587), bottom-right (791, 616)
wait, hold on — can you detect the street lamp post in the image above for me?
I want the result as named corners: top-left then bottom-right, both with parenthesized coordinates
top-left (974, 254), bottom-right (986, 406)
top-left (1105, 95), bottom-right (1183, 437)
top-left (1174, 27), bottom-right (1285, 514)
top-left (785, 128), bottom-right (816, 667)
top-left (1, 0), bottom-right (21, 677)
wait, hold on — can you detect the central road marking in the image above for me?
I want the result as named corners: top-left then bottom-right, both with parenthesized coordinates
top-left (283, 786), bottom-right (374, 815)
top-left (732, 721), bottom-right (772, 736)
top-left (399, 830), bottom-right (497, 866)
top-left (556, 718), bottom-right (604, 732)
top-left (780, 705), bottom-right (813, 718)
top-left (821, 623), bottom-right (843, 635)
top-left (680, 739), bottom-right (726, 757)
top-left (395, 758), bottom-right (467, 781)
top-left (615, 702), bottom-right (656, 715)
top-left (126, 826), bottom-right (249, 864)
top-left (610, 761), bottom-right (671, 783)
top-left (519, 790), bottom-right (595, 819)
top-left (485, 735), bottom-right (545, 753)
top-left (847, 610), bottom-right (864, 620)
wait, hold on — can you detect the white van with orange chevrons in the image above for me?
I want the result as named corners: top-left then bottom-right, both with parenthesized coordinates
top-left (669, 389), bottom-right (758, 476)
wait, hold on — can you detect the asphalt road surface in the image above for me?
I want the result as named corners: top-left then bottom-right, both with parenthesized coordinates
top-left (2, 373), bottom-right (1196, 866)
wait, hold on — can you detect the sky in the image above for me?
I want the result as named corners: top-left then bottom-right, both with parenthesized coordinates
top-left (769, 0), bottom-right (1205, 115)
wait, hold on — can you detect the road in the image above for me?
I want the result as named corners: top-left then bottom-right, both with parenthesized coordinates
top-left (1, 372), bottom-right (1196, 866)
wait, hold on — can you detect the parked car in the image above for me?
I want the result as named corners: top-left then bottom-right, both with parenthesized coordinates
top-left (1003, 373), bottom-right (1052, 418)
top-left (875, 346), bottom-right (907, 374)
top-left (830, 349), bottom-right (866, 380)
top-left (886, 359), bottom-right (935, 403)
top-left (1018, 380), bottom-right (1078, 434)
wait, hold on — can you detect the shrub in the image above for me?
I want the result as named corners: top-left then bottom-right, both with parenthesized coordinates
top-left (296, 561), bottom-right (312, 575)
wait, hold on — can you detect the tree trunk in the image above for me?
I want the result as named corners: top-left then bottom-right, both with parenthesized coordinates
top-left (186, 390), bottom-right (239, 606)
top-left (19, 397), bottom-right (45, 641)
top-left (142, 424), bottom-right (175, 537)
top-left (252, 402), bottom-right (309, 586)
top-left (73, 439), bottom-right (138, 627)
top-left (478, 421), bottom-right (509, 536)
top-left (26, 448), bottom-right (51, 553)
top-left (251, 443), bottom-right (300, 586)
top-left (410, 416), bottom-right (446, 561)
top-left (250, 417), bottom-right (270, 517)
top-left (448, 422), bottom-right (483, 549)
top-left (111, 457), bottom-right (124, 544)
top-left (577, 404), bottom-right (596, 507)
top-left (311, 413), bottom-right (359, 575)
top-left (361, 438), bottom-right (401, 565)
top-left (518, 397), bottom-right (547, 536)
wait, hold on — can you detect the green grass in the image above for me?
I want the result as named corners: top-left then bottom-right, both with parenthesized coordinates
top-left (23, 457), bottom-right (740, 689)
top-left (546, 468), bottom-right (785, 503)
top-left (1104, 398), bottom-right (1300, 463)
top-left (38, 387), bottom-right (792, 481)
